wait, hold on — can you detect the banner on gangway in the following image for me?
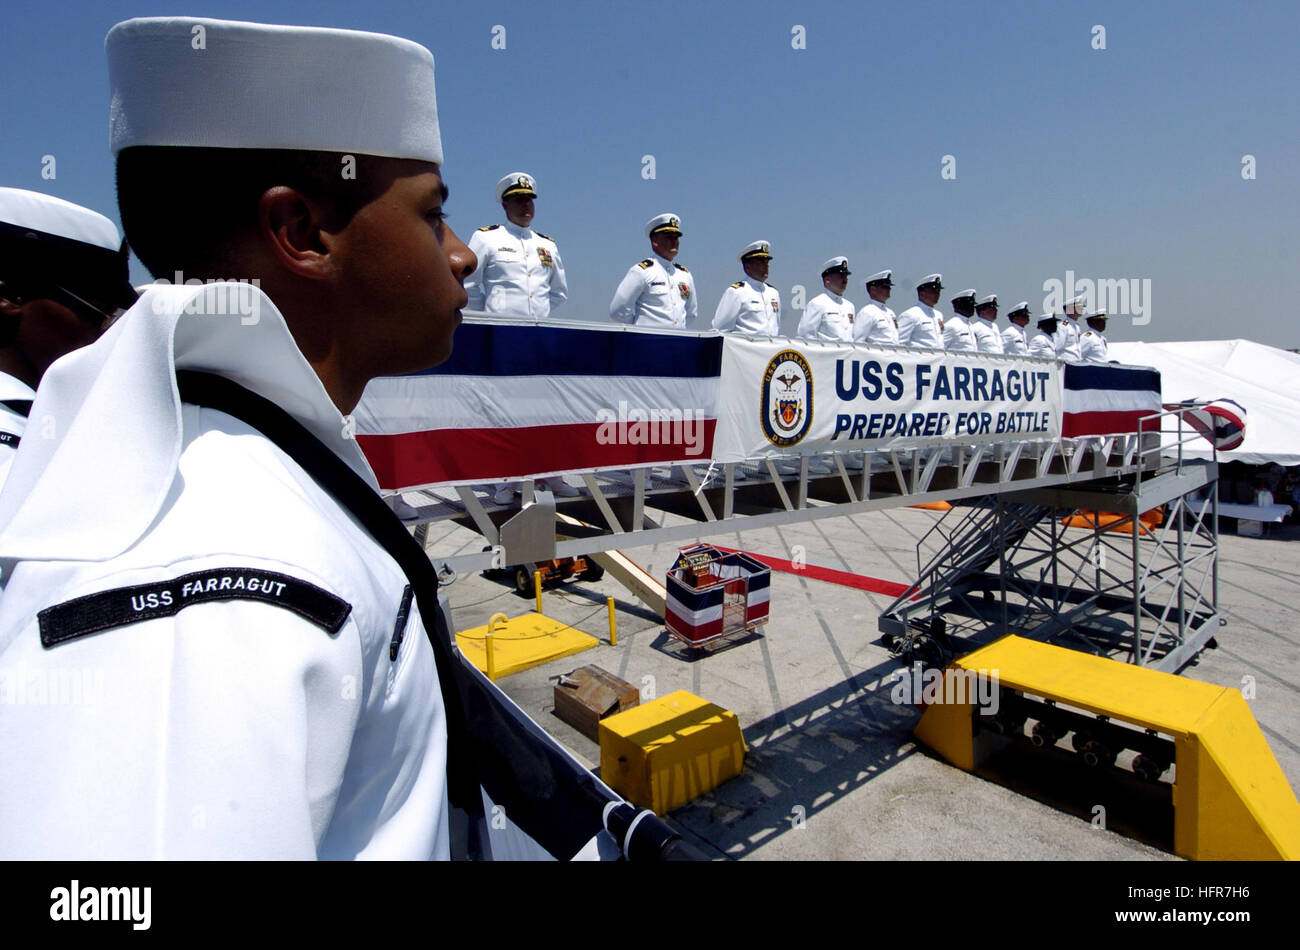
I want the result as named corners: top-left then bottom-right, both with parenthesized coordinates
top-left (711, 338), bottom-right (1064, 461)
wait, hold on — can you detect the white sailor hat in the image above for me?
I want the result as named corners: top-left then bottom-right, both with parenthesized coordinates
top-left (976, 293), bottom-right (998, 309)
top-left (820, 256), bottom-right (850, 276)
top-left (739, 240), bottom-right (773, 261)
top-left (645, 213), bottom-right (682, 237)
top-left (495, 172), bottom-right (537, 202)
top-left (107, 17), bottom-right (442, 163)
top-left (951, 288), bottom-right (977, 304)
top-left (1007, 300), bottom-right (1030, 317)
top-left (0, 187), bottom-right (136, 307)
top-left (865, 269), bottom-right (893, 286)
top-left (916, 273), bottom-right (942, 290)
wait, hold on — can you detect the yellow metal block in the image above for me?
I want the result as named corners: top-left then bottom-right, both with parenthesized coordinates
top-left (913, 635), bottom-right (1300, 860)
top-left (599, 690), bottom-right (746, 816)
top-left (455, 612), bottom-right (597, 679)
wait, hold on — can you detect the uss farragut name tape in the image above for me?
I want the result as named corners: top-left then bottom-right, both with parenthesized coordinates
top-left (38, 567), bottom-right (353, 648)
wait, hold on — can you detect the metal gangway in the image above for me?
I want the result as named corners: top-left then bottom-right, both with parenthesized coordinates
top-left (877, 406), bottom-right (1221, 672)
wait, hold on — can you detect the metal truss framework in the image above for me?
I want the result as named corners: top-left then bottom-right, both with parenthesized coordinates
top-left (878, 454), bottom-right (1220, 673)
top-left (401, 431), bottom-right (1151, 575)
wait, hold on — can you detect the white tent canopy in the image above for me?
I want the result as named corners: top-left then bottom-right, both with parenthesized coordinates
top-left (1109, 339), bottom-right (1300, 465)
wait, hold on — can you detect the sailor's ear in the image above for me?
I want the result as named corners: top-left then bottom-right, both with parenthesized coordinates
top-left (257, 186), bottom-right (334, 280)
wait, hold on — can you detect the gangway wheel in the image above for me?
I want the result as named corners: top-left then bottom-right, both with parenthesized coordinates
top-left (514, 564), bottom-right (537, 597)
top-left (1071, 732), bottom-right (1118, 769)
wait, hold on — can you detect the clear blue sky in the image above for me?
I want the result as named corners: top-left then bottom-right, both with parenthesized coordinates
top-left (3, 0), bottom-right (1297, 346)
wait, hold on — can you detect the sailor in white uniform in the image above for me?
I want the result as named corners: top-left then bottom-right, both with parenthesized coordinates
top-left (608, 213), bottom-right (697, 329)
top-left (943, 288), bottom-right (979, 351)
top-left (1079, 310), bottom-right (1110, 362)
top-left (465, 172), bottom-right (566, 318)
top-left (1055, 293), bottom-right (1084, 361)
top-left (1028, 314), bottom-right (1060, 358)
top-left (970, 293), bottom-right (1003, 354)
top-left (854, 269), bottom-right (899, 345)
top-left (0, 188), bottom-right (136, 479)
top-left (0, 17), bottom-right (477, 860)
top-left (1001, 301), bottom-right (1031, 355)
top-left (796, 256), bottom-right (855, 342)
top-left (713, 241), bottom-right (781, 335)
top-left (896, 273), bottom-right (946, 348)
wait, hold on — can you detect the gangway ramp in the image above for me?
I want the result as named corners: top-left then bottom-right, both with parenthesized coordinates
top-left (915, 635), bottom-right (1300, 860)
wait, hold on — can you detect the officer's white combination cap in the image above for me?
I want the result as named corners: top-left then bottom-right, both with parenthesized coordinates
top-left (645, 213), bottom-right (682, 237)
top-left (820, 256), bottom-right (850, 275)
top-left (977, 293), bottom-right (998, 307)
top-left (1086, 309), bottom-right (1107, 320)
top-left (0, 187), bottom-right (121, 252)
top-left (865, 269), bottom-right (893, 284)
top-left (107, 17), bottom-right (442, 163)
top-left (1037, 312), bottom-right (1056, 323)
top-left (917, 273), bottom-right (942, 288)
top-left (739, 240), bottom-right (772, 261)
top-left (495, 172), bottom-right (536, 202)
top-left (952, 288), bottom-right (976, 301)
top-left (1064, 294), bottom-right (1086, 308)
top-left (1008, 300), bottom-right (1030, 314)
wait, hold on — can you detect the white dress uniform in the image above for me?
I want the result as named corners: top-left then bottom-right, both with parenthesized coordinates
top-left (0, 284), bottom-right (449, 860)
top-left (1054, 317), bottom-right (1082, 360)
top-left (1001, 323), bottom-right (1028, 355)
top-left (971, 318), bottom-right (1004, 354)
top-left (943, 314), bottom-right (978, 351)
top-left (897, 302), bottom-right (945, 348)
top-left (465, 221), bottom-right (567, 318)
top-left (1028, 328), bottom-right (1059, 358)
top-left (854, 300), bottom-right (899, 345)
top-left (0, 372), bottom-right (34, 467)
top-left (609, 254), bottom-right (697, 329)
top-left (1080, 328), bottom-right (1109, 361)
top-left (0, 15), bottom-right (453, 861)
top-left (797, 290), bottom-right (855, 342)
top-left (713, 278), bottom-right (781, 335)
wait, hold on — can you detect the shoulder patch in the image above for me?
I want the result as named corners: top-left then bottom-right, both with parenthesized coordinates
top-left (477, 224), bottom-right (500, 232)
top-left (38, 567), bottom-right (353, 648)
top-left (674, 263), bottom-right (689, 272)
top-left (731, 281), bottom-right (745, 289)
top-left (638, 259), bottom-right (654, 269)
top-left (535, 231), bottom-right (554, 241)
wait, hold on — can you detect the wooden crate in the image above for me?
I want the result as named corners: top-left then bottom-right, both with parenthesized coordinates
top-left (553, 665), bottom-right (640, 742)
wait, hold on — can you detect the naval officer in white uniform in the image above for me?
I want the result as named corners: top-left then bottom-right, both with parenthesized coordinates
top-left (896, 274), bottom-right (946, 348)
top-left (796, 256), bottom-right (855, 342)
top-left (465, 172), bottom-right (567, 318)
top-left (1028, 314), bottom-right (1060, 358)
top-left (1001, 301), bottom-right (1030, 355)
top-left (944, 288), bottom-right (979, 351)
top-left (854, 269), bottom-right (899, 345)
top-left (713, 240), bottom-right (782, 335)
top-left (971, 293), bottom-right (1003, 354)
top-left (1055, 292), bottom-right (1084, 361)
top-left (1079, 311), bottom-right (1110, 361)
top-left (608, 213), bottom-right (697, 329)
top-left (0, 188), bottom-right (136, 477)
top-left (0, 17), bottom-right (477, 860)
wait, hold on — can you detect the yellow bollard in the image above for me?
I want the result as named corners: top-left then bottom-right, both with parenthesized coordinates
top-left (485, 612), bottom-right (507, 681)
top-left (534, 569), bottom-right (543, 613)
top-left (608, 596), bottom-right (617, 645)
